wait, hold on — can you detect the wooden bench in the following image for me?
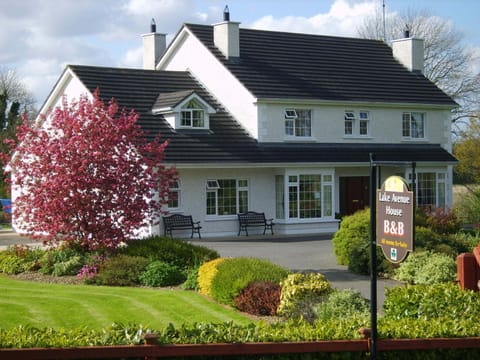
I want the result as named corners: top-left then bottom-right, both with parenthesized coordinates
top-left (237, 211), bottom-right (274, 236)
top-left (163, 214), bottom-right (202, 239)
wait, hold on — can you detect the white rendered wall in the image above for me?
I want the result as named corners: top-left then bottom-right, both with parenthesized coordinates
top-left (257, 102), bottom-right (451, 147)
top-left (158, 30), bottom-right (259, 138)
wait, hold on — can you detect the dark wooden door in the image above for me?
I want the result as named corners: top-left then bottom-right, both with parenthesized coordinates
top-left (340, 176), bottom-right (370, 216)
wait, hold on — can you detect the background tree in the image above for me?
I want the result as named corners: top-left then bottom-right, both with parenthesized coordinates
top-left (7, 91), bottom-right (175, 251)
top-left (357, 7), bottom-right (480, 130)
top-left (453, 116), bottom-right (480, 185)
top-left (0, 67), bottom-right (36, 197)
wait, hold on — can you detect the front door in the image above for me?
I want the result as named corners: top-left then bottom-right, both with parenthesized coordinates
top-left (340, 176), bottom-right (370, 216)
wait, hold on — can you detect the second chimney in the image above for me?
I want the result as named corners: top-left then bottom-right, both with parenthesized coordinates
top-left (392, 29), bottom-right (424, 74)
top-left (142, 18), bottom-right (166, 70)
top-left (213, 6), bottom-right (240, 59)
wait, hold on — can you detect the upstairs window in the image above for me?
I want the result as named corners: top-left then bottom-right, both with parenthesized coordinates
top-left (181, 99), bottom-right (205, 128)
top-left (344, 111), bottom-right (370, 136)
top-left (402, 112), bottom-right (425, 139)
top-left (285, 109), bottom-right (312, 137)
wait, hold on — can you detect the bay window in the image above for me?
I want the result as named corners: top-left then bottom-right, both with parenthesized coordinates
top-left (276, 172), bottom-right (333, 220)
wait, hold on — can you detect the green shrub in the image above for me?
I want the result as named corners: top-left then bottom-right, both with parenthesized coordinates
top-left (233, 281), bottom-right (281, 316)
top-left (210, 257), bottom-right (289, 306)
top-left (39, 248), bottom-right (84, 275)
top-left (0, 254), bottom-right (25, 274)
top-left (394, 251), bottom-right (456, 285)
top-left (314, 288), bottom-right (369, 321)
top-left (383, 282), bottom-right (480, 320)
top-left (51, 255), bottom-right (84, 276)
top-left (139, 261), bottom-right (185, 287)
top-left (332, 208), bottom-right (392, 275)
top-left (332, 208), bottom-right (370, 265)
top-left (0, 245), bottom-right (44, 274)
top-left (122, 236), bottom-right (219, 271)
top-left (415, 226), bottom-right (468, 257)
top-left (90, 255), bottom-right (150, 286)
top-left (182, 265), bottom-right (200, 290)
top-left (448, 231), bottom-right (480, 253)
top-left (277, 272), bottom-right (332, 320)
top-left (454, 188), bottom-right (480, 225)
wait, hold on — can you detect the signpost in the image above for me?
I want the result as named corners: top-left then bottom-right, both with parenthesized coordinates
top-left (369, 156), bottom-right (416, 360)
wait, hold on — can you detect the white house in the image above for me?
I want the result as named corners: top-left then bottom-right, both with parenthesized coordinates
top-left (28, 12), bottom-right (457, 238)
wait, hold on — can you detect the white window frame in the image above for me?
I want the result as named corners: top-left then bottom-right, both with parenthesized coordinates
top-left (206, 179), bottom-right (249, 217)
top-left (180, 99), bottom-right (205, 128)
top-left (344, 110), bottom-right (370, 137)
top-left (402, 112), bottom-right (426, 140)
top-left (167, 180), bottom-right (181, 210)
top-left (276, 171), bottom-right (334, 222)
top-left (285, 108), bottom-right (312, 138)
top-left (408, 170), bottom-right (447, 208)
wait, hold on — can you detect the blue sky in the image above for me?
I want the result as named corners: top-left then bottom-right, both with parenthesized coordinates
top-left (1, 0), bottom-right (479, 107)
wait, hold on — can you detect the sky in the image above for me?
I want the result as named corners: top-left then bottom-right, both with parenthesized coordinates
top-left (1, 0), bottom-right (479, 108)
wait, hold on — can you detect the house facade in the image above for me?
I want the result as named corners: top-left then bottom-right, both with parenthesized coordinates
top-left (26, 13), bottom-right (457, 238)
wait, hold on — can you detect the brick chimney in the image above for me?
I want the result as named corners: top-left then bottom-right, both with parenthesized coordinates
top-left (213, 6), bottom-right (240, 59)
top-left (392, 27), bottom-right (424, 74)
top-left (142, 19), bottom-right (166, 70)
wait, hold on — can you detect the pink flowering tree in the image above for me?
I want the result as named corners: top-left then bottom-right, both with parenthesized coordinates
top-left (7, 91), bottom-right (175, 251)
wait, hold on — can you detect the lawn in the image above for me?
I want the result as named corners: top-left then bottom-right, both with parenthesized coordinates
top-left (0, 275), bottom-right (253, 330)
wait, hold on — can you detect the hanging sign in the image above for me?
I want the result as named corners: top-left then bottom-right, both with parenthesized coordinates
top-left (376, 176), bottom-right (414, 263)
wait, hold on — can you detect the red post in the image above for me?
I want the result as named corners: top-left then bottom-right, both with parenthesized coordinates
top-left (457, 253), bottom-right (478, 291)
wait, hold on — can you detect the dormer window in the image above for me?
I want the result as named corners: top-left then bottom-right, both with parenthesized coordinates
top-left (152, 91), bottom-right (216, 131)
top-left (181, 99), bottom-right (205, 128)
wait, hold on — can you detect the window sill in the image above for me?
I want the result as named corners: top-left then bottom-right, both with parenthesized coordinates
top-left (401, 138), bottom-right (429, 142)
top-left (343, 135), bottom-right (373, 140)
top-left (283, 136), bottom-right (316, 142)
top-left (205, 215), bottom-right (237, 221)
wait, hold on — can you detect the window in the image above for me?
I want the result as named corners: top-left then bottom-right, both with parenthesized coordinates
top-left (359, 111), bottom-right (369, 136)
top-left (344, 111), bottom-right (369, 136)
top-left (168, 180), bottom-right (181, 209)
top-left (409, 171), bottom-right (446, 208)
top-left (402, 112), bottom-right (425, 139)
top-left (285, 109), bottom-right (312, 137)
top-left (344, 111), bottom-right (354, 135)
top-left (277, 173), bottom-right (333, 220)
top-left (181, 99), bottom-right (205, 128)
top-left (206, 179), bottom-right (248, 216)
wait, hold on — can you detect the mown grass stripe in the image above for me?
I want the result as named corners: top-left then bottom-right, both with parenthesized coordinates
top-left (0, 275), bottom-right (252, 330)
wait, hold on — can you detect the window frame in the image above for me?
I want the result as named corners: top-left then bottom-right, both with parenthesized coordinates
top-left (344, 110), bottom-right (370, 137)
top-left (408, 170), bottom-right (447, 208)
top-left (276, 171), bottom-right (334, 221)
top-left (206, 179), bottom-right (249, 217)
top-left (402, 112), bottom-right (426, 139)
top-left (167, 180), bottom-right (181, 210)
top-left (284, 108), bottom-right (312, 138)
top-left (180, 99), bottom-right (206, 128)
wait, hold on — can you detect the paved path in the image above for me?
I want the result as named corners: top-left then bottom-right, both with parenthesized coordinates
top-left (192, 234), bottom-right (399, 310)
top-left (0, 229), bottom-right (399, 309)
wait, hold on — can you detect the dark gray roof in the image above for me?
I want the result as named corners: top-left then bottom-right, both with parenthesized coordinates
top-left (67, 65), bottom-right (456, 165)
top-left (185, 24), bottom-right (456, 106)
top-left (152, 89), bottom-right (195, 110)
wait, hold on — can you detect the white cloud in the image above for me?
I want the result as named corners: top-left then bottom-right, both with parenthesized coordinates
top-left (249, 0), bottom-right (375, 37)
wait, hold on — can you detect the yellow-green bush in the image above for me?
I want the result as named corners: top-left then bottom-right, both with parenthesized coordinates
top-left (277, 272), bottom-right (332, 319)
top-left (197, 258), bottom-right (225, 297)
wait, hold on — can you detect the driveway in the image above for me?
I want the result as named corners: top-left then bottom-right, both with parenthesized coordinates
top-left (193, 234), bottom-right (400, 310)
